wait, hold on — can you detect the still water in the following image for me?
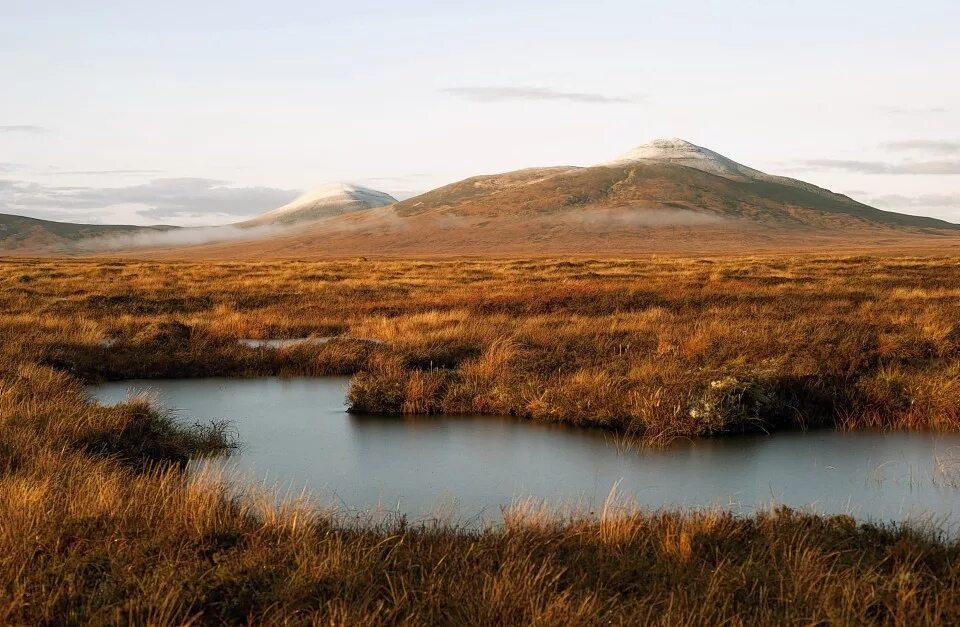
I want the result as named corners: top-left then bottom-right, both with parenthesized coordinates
top-left (88, 377), bottom-right (960, 528)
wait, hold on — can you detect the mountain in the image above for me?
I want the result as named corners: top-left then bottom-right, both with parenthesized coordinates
top-left (392, 139), bottom-right (954, 231)
top-left (0, 183), bottom-right (396, 253)
top-left (0, 213), bottom-right (177, 252)
top-left (3, 140), bottom-right (958, 257)
top-left (610, 138), bottom-right (792, 182)
top-left (239, 183), bottom-right (397, 227)
top-left (164, 138), bottom-right (957, 258)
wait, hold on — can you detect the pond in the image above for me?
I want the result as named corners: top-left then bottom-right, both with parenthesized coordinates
top-left (87, 377), bottom-right (960, 529)
top-left (238, 338), bottom-right (333, 349)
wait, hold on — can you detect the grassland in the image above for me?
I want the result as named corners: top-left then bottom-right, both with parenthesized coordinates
top-left (2, 253), bottom-right (960, 623)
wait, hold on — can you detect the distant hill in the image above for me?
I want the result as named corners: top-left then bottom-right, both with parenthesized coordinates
top-left (239, 183), bottom-right (397, 227)
top-left (392, 139), bottom-right (956, 231)
top-left (0, 213), bottom-right (177, 252)
top-left (3, 140), bottom-right (957, 257)
top-left (0, 182), bottom-right (396, 253)
top-left (163, 138), bottom-right (957, 258)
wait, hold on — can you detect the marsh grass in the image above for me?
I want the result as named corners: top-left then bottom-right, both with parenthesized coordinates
top-left (1, 253), bottom-right (960, 623)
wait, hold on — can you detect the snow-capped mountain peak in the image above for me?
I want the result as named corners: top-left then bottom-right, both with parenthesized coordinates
top-left (243, 183), bottom-right (397, 226)
top-left (607, 138), bottom-right (766, 181)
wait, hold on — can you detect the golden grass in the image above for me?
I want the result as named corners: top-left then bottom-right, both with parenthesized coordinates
top-left (5, 254), bottom-right (958, 437)
top-left (1, 253), bottom-right (960, 623)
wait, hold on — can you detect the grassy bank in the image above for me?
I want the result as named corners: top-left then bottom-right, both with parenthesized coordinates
top-left (2, 254), bottom-right (958, 439)
top-left (2, 253), bottom-right (960, 623)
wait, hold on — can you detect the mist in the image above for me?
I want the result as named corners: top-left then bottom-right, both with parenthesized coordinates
top-left (68, 205), bottom-right (730, 254)
top-left (561, 207), bottom-right (728, 228)
top-left (74, 224), bottom-right (294, 251)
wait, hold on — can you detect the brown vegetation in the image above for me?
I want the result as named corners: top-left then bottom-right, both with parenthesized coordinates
top-left (2, 253), bottom-right (960, 623)
top-left (391, 161), bottom-right (955, 231)
top-left (7, 254), bottom-right (956, 438)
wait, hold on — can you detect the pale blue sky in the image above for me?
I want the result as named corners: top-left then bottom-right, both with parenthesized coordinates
top-left (2, 0), bottom-right (958, 225)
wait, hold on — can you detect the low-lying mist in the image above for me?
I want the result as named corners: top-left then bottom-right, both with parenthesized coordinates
top-left (75, 224), bottom-right (294, 252)
top-left (563, 207), bottom-right (728, 227)
top-left (71, 205), bottom-right (729, 253)
top-left (319, 205), bottom-right (729, 233)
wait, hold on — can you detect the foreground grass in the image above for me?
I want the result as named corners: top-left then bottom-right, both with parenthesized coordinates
top-left (3, 366), bottom-right (960, 624)
top-left (1, 253), bottom-right (960, 623)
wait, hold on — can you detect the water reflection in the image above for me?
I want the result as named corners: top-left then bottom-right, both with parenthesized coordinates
top-left (238, 338), bottom-right (333, 348)
top-left (87, 377), bottom-right (960, 528)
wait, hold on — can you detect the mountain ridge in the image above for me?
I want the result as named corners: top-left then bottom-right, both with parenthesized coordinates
top-left (391, 139), bottom-right (956, 231)
top-left (607, 138), bottom-right (848, 200)
top-left (2, 139), bottom-right (957, 256)
top-left (0, 213), bottom-right (178, 251)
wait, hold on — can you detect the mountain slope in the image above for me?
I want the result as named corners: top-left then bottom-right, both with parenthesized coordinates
top-left (393, 139), bottom-right (956, 231)
top-left (0, 213), bottom-right (176, 252)
top-left (5, 140), bottom-right (958, 258)
top-left (154, 138), bottom-right (957, 258)
top-left (610, 138), bottom-right (795, 184)
top-left (240, 183), bottom-right (397, 227)
top-left (0, 182), bottom-right (397, 253)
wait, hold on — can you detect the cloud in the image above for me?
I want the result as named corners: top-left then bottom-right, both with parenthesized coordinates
top-left (41, 169), bottom-right (168, 176)
top-left (356, 174), bottom-right (431, 201)
top-left (0, 177), bottom-right (299, 225)
top-left (795, 159), bottom-right (960, 175)
top-left (357, 174), bottom-right (432, 185)
top-left (862, 192), bottom-right (960, 223)
top-left (0, 125), bottom-right (47, 133)
top-left (877, 106), bottom-right (949, 115)
top-left (443, 86), bottom-right (633, 104)
top-left (863, 193), bottom-right (960, 209)
top-left (879, 140), bottom-right (960, 155)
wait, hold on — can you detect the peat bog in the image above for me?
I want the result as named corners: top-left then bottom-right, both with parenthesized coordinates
top-left (3, 254), bottom-right (960, 623)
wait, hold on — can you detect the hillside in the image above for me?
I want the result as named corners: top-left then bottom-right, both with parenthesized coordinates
top-left (144, 139), bottom-right (958, 258)
top-left (4, 139), bottom-right (958, 258)
top-left (0, 213), bottom-right (176, 252)
top-left (393, 139), bottom-right (955, 231)
top-left (0, 182), bottom-right (396, 253)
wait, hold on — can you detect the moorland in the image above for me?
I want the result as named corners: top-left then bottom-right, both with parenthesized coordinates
top-left (2, 252), bottom-right (960, 623)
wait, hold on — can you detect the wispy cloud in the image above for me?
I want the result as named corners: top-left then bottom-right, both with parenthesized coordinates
top-left (443, 86), bottom-right (634, 104)
top-left (40, 169), bottom-right (168, 176)
top-left (357, 174), bottom-right (432, 185)
top-left (879, 140), bottom-right (960, 155)
top-left (795, 159), bottom-right (960, 175)
top-left (356, 174), bottom-right (431, 200)
top-left (864, 193), bottom-right (960, 208)
top-left (863, 192), bottom-right (960, 223)
top-left (0, 125), bottom-right (47, 133)
top-left (0, 177), bottom-right (299, 225)
top-left (876, 106), bottom-right (949, 115)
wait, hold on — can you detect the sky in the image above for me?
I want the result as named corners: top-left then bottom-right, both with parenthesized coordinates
top-left (1, 0), bottom-right (958, 226)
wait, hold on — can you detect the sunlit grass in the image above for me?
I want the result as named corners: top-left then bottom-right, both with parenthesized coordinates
top-left (1, 253), bottom-right (959, 622)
